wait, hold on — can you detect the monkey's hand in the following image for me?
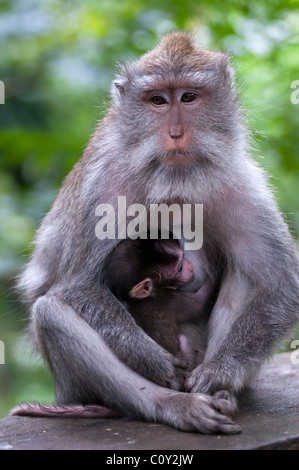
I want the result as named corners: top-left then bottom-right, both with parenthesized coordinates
top-left (184, 362), bottom-right (236, 397)
top-left (144, 349), bottom-right (188, 391)
top-left (172, 356), bottom-right (190, 391)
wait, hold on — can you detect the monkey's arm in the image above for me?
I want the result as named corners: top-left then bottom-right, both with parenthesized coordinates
top-left (52, 281), bottom-right (186, 390)
top-left (186, 189), bottom-right (299, 395)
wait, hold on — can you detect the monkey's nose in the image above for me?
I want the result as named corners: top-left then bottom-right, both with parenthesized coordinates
top-left (169, 124), bottom-right (184, 139)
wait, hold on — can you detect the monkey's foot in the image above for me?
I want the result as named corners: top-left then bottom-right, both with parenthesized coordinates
top-left (156, 392), bottom-right (241, 434)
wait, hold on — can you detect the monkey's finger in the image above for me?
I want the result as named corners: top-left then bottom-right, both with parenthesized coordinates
top-left (204, 408), bottom-right (241, 435)
top-left (190, 405), bottom-right (241, 435)
top-left (184, 373), bottom-right (197, 391)
top-left (213, 390), bottom-right (238, 413)
top-left (212, 398), bottom-right (235, 418)
top-left (184, 365), bottom-right (220, 393)
top-left (214, 421), bottom-right (242, 435)
top-left (173, 357), bottom-right (189, 369)
top-left (210, 413), bottom-right (241, 435)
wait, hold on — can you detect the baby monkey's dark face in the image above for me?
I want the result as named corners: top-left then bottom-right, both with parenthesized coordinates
top-left (107, 238), bottom-right (194, 300)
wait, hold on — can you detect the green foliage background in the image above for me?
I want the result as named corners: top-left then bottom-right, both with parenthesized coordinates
top-left (0, 0), bottom-right (298, 418)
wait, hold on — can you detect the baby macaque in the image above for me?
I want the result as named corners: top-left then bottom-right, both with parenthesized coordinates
top-left (106, 238), bottom-right (213, 372)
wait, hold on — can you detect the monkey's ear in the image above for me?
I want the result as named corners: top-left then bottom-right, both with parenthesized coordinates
top-left (112, 75), bottom-right (127, 97)
top-left (113, 80), bottom-right (125, 93)
top-left (214, 51), bottom-right (236, 84)
top-left (130, 278), bottom-right (153, 299)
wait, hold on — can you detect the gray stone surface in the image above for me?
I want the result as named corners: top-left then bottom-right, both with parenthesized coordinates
top-left (0, 352), bottom-right (298, 450)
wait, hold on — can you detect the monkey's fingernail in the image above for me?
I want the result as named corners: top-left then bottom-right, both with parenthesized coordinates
top-left (227, 424), bottom-right (242, 434)
top-left (185, 377), bottom-right (194, 390)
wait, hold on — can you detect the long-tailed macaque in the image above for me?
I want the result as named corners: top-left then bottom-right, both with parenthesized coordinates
top-left (13, 32), bottom-right (299, 433)
top-left (106, 238), bottom-right (211, 368)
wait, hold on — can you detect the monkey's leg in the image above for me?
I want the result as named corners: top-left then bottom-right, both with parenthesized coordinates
top-left (31, 294), bottom-right (240, 434)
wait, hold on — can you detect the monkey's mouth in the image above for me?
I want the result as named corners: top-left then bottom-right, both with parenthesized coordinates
top-left (163, 151), bottom-right (196, 168)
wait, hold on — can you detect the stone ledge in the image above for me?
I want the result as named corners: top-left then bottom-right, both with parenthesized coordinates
top-left (0, 352), bottom-right (298, 450)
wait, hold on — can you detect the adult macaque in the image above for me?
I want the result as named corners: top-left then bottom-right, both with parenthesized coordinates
top-left (14, 32), bottom-right (299, 433)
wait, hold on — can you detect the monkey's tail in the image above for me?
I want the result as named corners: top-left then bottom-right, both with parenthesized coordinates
top-left (9, 403), bottom-right (121, 419)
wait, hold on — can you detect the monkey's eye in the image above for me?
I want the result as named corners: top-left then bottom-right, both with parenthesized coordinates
top-left (181, 92), bottom-right (197, 103)
top-left (151, 95), bottom-right (167, 106)
top-left (177, 263), bottom-right (183, 274)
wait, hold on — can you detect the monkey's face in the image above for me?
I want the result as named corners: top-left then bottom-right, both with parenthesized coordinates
top-left (112, 67), bottom-right (243, 177)
top-left (114, 73), bottom-right (239, 174)
top-left (129, 252), bottom-right (194, 300)
top-left (139, 81), bottom-right (202, 169)
top-left (108, 33), bottom-right (247, 202)
top-left (152, 243), bottom-right (195, 291)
